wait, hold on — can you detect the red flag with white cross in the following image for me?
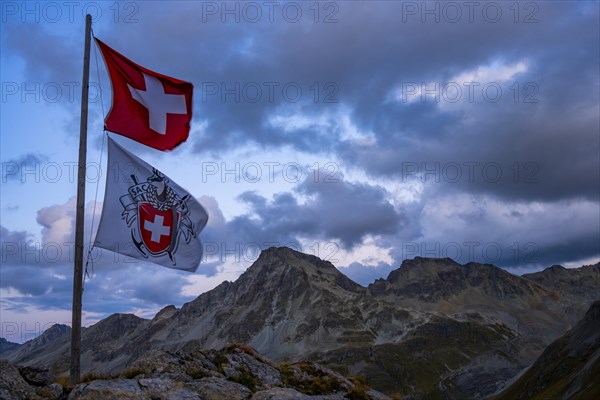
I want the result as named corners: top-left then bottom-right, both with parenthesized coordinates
top-left (95, 38), bottom-right (193, 151)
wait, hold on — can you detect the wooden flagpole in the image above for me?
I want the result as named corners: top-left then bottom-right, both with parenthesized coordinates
top-left (70, 13), bottom-right (92, 385)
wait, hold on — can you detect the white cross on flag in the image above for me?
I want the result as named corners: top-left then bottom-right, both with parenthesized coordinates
top-left (96, 38), bottom-right (193, 151)
top-left (94, 137), bottom-right (208, 271)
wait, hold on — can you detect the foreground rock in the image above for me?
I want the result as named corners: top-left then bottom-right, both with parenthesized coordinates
top-left (2, 344), bottom-right (389, 399)
top-left (0, 360), bottom-right (62, 400)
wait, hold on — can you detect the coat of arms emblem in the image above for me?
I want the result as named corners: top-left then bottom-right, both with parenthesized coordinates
top-left (119, 168), bottom-right (196, 265)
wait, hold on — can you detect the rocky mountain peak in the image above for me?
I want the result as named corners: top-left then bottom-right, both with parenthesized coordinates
top-left (252, 246), bottom-right (341, 273)
top-left (154, 305), bottom-right (178, 321)
top-left (236, 246), bottom-right (364, 294)
top-left (82, 313), bottom-right (147, 351)
top-left (548, 264), bottom-right (566, 271)
top-left (38, 324), bottom-right (70, 343)
top-left (25, 324), bottom-right (69, 348)
top-left (387, 257), bottom-right (463, 283)
top-left (89, 313), bottom-right (146, 330)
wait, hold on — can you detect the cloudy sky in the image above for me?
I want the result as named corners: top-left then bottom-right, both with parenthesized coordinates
top-left (1, 1), bottom-right (599, 343)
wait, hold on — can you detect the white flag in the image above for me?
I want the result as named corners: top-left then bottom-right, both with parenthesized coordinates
top-left (94, 138), bottom-right (208, 272)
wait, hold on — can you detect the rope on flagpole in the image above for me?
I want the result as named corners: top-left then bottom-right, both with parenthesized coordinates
top-left (84, 29), bottom-right (108, 283)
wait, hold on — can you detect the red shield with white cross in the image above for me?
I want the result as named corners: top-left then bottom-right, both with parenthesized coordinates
top-left (138, 202), bottom-right (180, 255)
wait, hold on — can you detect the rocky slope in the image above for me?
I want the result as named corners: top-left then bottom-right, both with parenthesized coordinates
top-left (0, 338), bottom-right (20, 357)
top-left (3, 324), bottom-right (71, 367)
top-left (1, 344), bottom-right (390, 399)
top-left (4, 248), bottom-right (599, 399)
top-left (491, 300), bottom-right (600, 400)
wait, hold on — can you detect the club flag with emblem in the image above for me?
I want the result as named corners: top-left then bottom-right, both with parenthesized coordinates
top-left (95, 38), bottom-right (193, 151)
top-left (94, 138), bottom-right (208, 271)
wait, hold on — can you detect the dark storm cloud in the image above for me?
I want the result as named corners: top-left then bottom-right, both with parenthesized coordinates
top-left (0, 225), bottom-right (44, 266)
top-left (0, 263), bottom-right (194, 314)
top-left (1, 22), bottom-right (80, 84)
top-left (5, 2), bottom-right (598, 202)
top-left (0, 264), bottom-right (67, 299)
top-left (1, 154), bottom-right (49, 183)
top-left (338, 261), bottom-right (395, 286)
top-left (378, 194), bottom-right (600, 271)
top-left (340, 80), bottom-right (600, 202)
top-left (98, 1), bottom-right (597, 203)
top-left (0, 244), bottom-right (195, 316)
top-left (202, 171), bottom-right (403, 249)
top-left (330, 3), bottom-right (600, 203)
top-left (79, 267), bottom-right (196, 311)
top-left (0, 235), bottom-right (75, 312)
top-left (1, 211), bottom-right (202, 314)
top-left (527, 232), bottom-right (600, 269)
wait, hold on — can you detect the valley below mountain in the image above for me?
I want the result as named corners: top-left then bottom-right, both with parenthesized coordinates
top-left (2, 247), bottom-right (599, 399)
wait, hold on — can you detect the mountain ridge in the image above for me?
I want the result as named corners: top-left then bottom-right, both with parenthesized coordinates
top-left (4, 247), bottom-right (599, 399)
top-left (0, 338), bottom-right (20, 357)
top-left (1, 324), bottom-right (71, 365)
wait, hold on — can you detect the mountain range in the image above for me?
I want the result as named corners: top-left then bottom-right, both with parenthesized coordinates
top-left (2, 247), bottom-right (599, 399)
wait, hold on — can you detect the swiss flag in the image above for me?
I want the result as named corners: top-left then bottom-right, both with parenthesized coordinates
top-left (95, 38), bottom-right (193, 151)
